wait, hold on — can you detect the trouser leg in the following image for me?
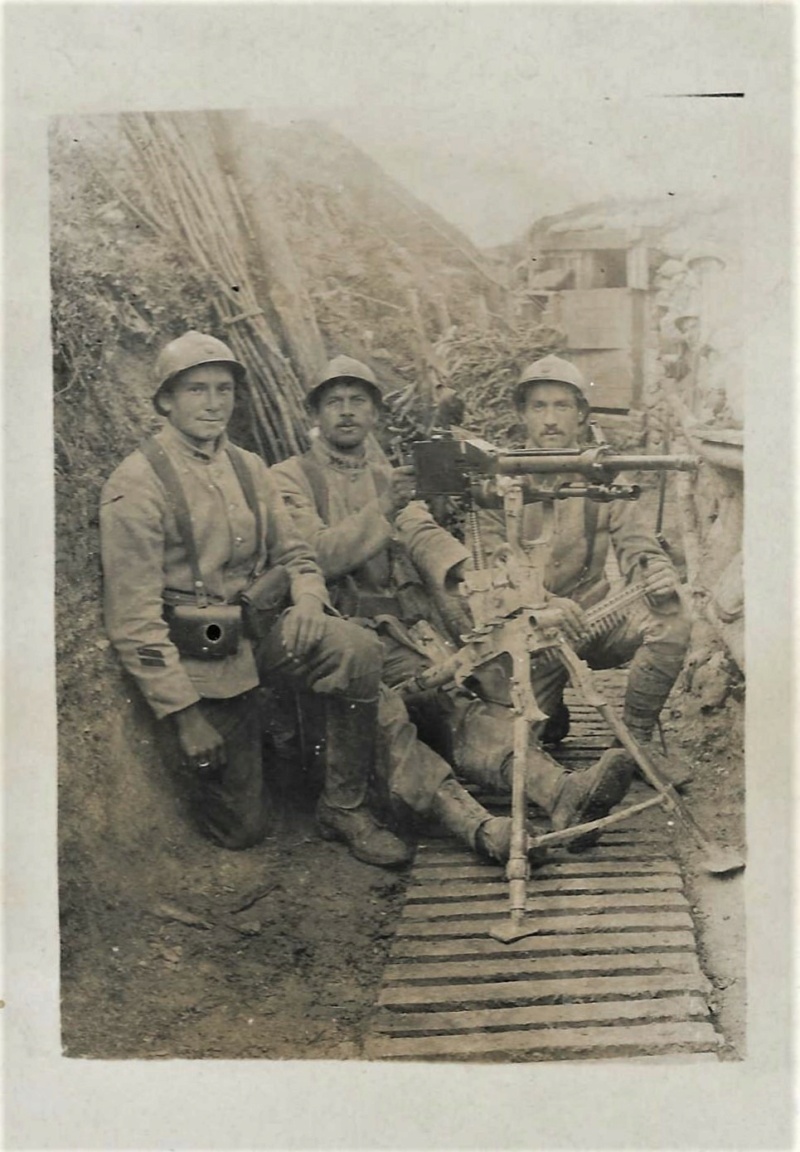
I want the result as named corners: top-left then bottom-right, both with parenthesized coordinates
top-left (583, 598), bottom-right (691, 742)
top-left (256, 613), bottom-right (383, 793)
top-left (377, 630), bottom-right (454, 761)
top-left (373, 670), bottom-right (511, 863)
top-left (257, 611), bottom-right (384, 701)
top-left (447, 689), bottom-right (562, 807)
top-left (169, 690), bottom-right (269, 850)
top-left (370, 619), bottom-right (629, 847)
top-left (375, 685), bottom-right (451, 814)
top-left (322, 696), bottom-right (374, 810)
top-left (378, 640), bottom-right (580, 820)
top-left (257, 613), bottom-right (410, 866)
top-left (446, 681), bottom-right (633, 842)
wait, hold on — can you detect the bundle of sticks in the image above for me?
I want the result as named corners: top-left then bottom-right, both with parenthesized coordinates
top-left (112, 111), bottom-right (310, 462)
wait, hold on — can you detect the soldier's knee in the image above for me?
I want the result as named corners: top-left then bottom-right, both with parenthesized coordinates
top-left (377, 682), bottom-right (409, 726)
top-left (451, 697), bottom-right (513, 777)
top-left (659, 606), bottom-right (691, 653)
top-left (348, 623), bottom-right (383, 670)
top-left (338, 622), bottom-right (384, 695)
top-left (643, 602), bottom-right (691, 652)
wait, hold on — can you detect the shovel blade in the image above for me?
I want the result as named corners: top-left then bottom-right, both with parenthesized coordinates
top-left (701, 846), bottom-right (746, 876)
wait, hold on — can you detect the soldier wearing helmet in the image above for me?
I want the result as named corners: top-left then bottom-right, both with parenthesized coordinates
top-left (476, 353), bottom-right (693, 788)
top-left (271, 355), bottom-right (635, 857)
top-left (99, 332), bottom-right (411, 868)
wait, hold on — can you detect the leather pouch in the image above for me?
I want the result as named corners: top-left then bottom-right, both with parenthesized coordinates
top-left (240, 565), bottom-right (291, 641)
top-left (165, 603), bottom-right (242, 660)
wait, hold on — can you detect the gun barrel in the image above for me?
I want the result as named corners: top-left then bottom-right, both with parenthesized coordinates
top-left (495, 451), bottom-right (699, 476)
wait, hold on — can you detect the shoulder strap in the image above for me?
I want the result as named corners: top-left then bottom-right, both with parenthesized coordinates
top-left (583, 498), bottom-right (599, 576)
top-left (139, 437), bottom-right (208, 606)
top-left (297, 450), bottom-right (330, 523)
top-left (298, 449), bottom-right (391, 523)
top-left (225, 444), bottom-right (263, 576)
top-left (558, 497), bottom-right (600, 599)
top-left (370, 462), bottom-right (390, 500)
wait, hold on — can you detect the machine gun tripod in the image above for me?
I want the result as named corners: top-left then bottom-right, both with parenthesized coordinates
top-left (401, 436), bottom-right (745, 944)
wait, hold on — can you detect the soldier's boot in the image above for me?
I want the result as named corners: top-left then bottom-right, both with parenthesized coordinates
top-left (430, 777), bottom-right (512, 864)
top-left (317, 697), bottom-right (412, 868)
top-left (450, 697), bottom-right (632, 849)
top-left (541, 699), bottom-right (571, 746)
top-left (623, 645), bottom-right (693, 790)
top-left (475, 746), bottom-right (635, 852)
top-left (620, 727), bottom-right (694, 791)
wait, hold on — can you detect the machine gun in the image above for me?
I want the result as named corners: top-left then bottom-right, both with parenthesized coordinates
top-left (403, 434), bottom-right (744, 943)
top-left (412, 434), bottom-right (697, 498)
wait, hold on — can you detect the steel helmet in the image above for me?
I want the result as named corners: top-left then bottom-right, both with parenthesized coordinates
top-left (672, 311), bottom-right (701, 334)
top-left (306, 355), bottom-right (384, 410)
top-left (685, 244), bottom-right (727, 271)
top-left (153, 331), bottom-right (246, 415)
top-left (513, 354), bottom-right (592, 410)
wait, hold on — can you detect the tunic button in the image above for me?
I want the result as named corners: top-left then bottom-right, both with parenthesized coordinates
top-left (235, 536), bottom-right (243, 545)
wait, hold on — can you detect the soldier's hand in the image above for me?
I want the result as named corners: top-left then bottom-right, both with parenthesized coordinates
top-left (282, 594), bottom-right (326, 660)
top-left (640, 556), bottom-right (680, 603)
top-left (547, 596), bottom-right (589, 647)
top-left (174, 705), bottom-right (226, 776)
top-left (377, 466), bottom-right (417, 519)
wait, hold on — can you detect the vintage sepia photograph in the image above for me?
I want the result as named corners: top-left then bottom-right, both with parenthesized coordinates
top-left (53, 101), bottom-right (747, 1062)
top-left (5, 2), bottom-right (795, 1146)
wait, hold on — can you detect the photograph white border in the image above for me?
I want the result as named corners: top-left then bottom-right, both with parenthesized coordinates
top-left (3, 4), bottom-right (795, 1148)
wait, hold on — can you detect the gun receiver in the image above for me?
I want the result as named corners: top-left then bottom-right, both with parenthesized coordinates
top-left (411, 435), bottom-right (699, 501)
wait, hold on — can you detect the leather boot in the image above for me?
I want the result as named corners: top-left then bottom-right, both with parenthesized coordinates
top-left (318, 697), bottom-right (411, 868)
top-left (622, 729), bottom-right (694, 790)
top-left (430, 777), bottom-right (512, 863)
top-left (541, 700), bottom-right (571, 746)
top-left (515, 746), bottom-right (634, 850)
top-left (549, 749), bottom-right (635, 846)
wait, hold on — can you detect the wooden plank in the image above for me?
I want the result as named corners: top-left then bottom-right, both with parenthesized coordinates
top-left (416, 844), bottom-right (670, 863)
top-left (384, 950), bottom-right (705, 986)
top-left (533, 859), bottom-right (679, 876)
top-left (390, 929), bottom-right (697, 960)
top-left (407, 875), bottom-right (683, 902)
top-left (374, 994), bottom-right (709, 1036)
top-left (412, 859), bottom-right (504, 876)
top-left (555, 847), bottom-right (673, 861)
top-left (558, 725), bottom-right (614, 732)
top-left (395, 910), bottom-right (694, 938)
top-left (535, 832), bottom-right (672, 846)
top-left (402, 890), bottom-right (689, 920)
top-left (379, 971), bottom-right (708, 1009)
top-left (364, 1020), bottom-right (721, 1060)
top-left (412, 860), bottom-right (681, 881)
top-left (558, 736), bottom-right (618, 747)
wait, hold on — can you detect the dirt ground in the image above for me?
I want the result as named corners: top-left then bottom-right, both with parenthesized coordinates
top-left (61, 806), bottom-right (408, 1061)
top-left (59, 669), bottom-right (745, 1063)
top-left (657, 693), bottom-right (746, 1058)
